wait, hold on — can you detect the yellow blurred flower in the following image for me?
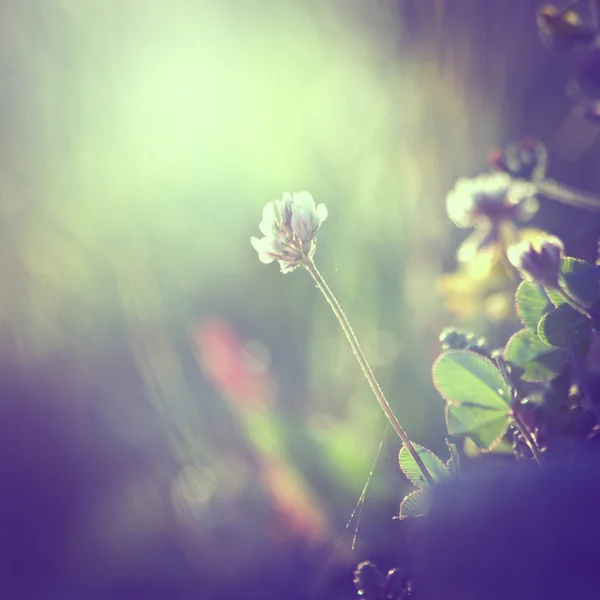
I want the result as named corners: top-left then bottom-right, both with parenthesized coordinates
top-left (439, 228), bottom-right (555, 320)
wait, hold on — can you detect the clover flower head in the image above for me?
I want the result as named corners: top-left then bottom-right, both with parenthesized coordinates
top-left (537, 4), bottom-right (596, 51)
top-left (251, 191), bottom-right (328, 273)
top-left (507, 235), bottom-right (564, 288)
top-left (446, 172), bottom-right (538, 229)
top-left (488, 138), bottom-right (547, 181)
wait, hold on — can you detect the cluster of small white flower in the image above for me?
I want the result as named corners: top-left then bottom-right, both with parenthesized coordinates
top-left (251, 171), bottom-right (567, 288)
top-left (446, 172), bottom-right (538, 230)
top-left (445, 170), bottom-right (566, 285)
top-left (251, 191), bottom-right (328, 273)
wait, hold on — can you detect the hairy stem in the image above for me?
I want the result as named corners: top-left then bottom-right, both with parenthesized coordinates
top-left (536, 179), bottom-right (600, 213)
top-left (570, 347), bottom-right (600, 420)
top-left (511, 410), bottom-right (545, 471)
top-left (304, 258), bottom-right (435, 486)
top-left (531, 144), bottom-right (548, 183)
top-left (496, 356), bottom-right (544, 471)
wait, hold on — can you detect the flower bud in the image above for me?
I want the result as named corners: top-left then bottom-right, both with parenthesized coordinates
top-left (537, 4), bottom-right (596, 51)
top-left (488, 139), bottom-right (547, 181)
top-left (507, 235), bottom-right (564, 287)
top-left (353, 561), bottom-right (384, 598)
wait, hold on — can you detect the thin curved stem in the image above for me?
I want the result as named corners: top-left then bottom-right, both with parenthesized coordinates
top-left (531, 143), bottom-right (548, 183)
top-left (304, 258), bottom-right (435, 486)
top-left (536, 179), bottom-right (600, 213)
top-left (496, 356), bottom-right (544, 471)
top-left (569, 347), bottom-right (600, 421)
top-left (511, 410), bottom-right (545, 471)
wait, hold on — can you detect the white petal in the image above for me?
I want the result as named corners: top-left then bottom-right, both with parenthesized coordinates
top-left (259, 200), bottom-right (283, 237)
top-left (456, 230), bottom-right (484, 263)
top-left (515, 196), bottom-right (539, 222)
top-left (307, 211), bottom-right (319, 235)
top-left (316, 203), bottom-right (328, 223)
top-left (261, 202), bottom-right (276, 225)
top-left (291, 210), bottom-right (309, 241)
top-left (510, 181), bottom-right (536, 200)
top-left (251, 235), bottom-right (266, 253)
top-left (446, 187), bottom-right (476, 228)
top-left (259, 219), bottom-right (276, 237)
top-left (258, 252), bottom-right (275, 264)
top-left (251, 236), bottom-right (275, 263)
top-left (506, 241), bottom-right (528, 270)
top-left (293, 191), bottom-right (316, 213)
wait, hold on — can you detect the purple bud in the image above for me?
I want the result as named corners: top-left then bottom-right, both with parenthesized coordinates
top-left (507, 236), bottom-right (564, 287)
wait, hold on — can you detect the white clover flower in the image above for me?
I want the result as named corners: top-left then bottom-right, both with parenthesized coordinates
top-left (251, 191), bottom-right (328, 273)
top-left (446, 172), bottom-right (538, 229)
top-left (507, 235), bottom-right (564, 288)
top-left (446, 172), bottom-right (539, 262)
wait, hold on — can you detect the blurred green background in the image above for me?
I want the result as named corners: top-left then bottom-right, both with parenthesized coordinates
top-left (2, 1), bottom-right (600, 598)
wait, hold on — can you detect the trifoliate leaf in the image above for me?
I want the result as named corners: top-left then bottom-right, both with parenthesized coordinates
top-left (446, 403), bottom-right (510, 451)
top-left (545, 286), bottom-right (566, 307)
top-left (515, 280), bottom-right (552, 331)
top-left (399, 489), bottom-right (431, 519)
top-left (433, 351), bottom-right (513, 450)
top-left (399, 443), bottom-right (449, 488)
top-left (433, 350), bottom-right (512, 409)
top-left (555, 257), bottom-right (600, 308)
top-left (537, 303), bottom-right (591, 348)
top-left (504, 328), bottom-right (568, 382)
top-left (464, 436), bottom-right (514, 457)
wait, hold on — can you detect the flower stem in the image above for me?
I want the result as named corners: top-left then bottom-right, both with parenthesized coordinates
top-left (511, 410), bottom-right (545, 471)
top-left (495, 356), bottom-right (544, 471)
top-left (536, 179), bottom-right (600, 213)
top-left (569, 347), bottom-right (600, 420)
top-left (304, 258), bottom-right (435, 486)
top-left (531, 144), bottom-right (548, 183)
